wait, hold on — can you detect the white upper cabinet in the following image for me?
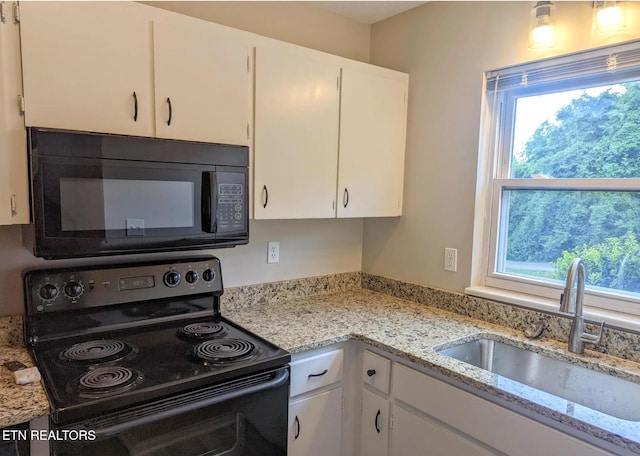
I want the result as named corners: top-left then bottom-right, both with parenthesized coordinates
top-left (254, 45), bottom-right (341, 219)
top-left (18, 1), bottom-right (408, 220)
top-left (19, 3), bottom-right (251, 145)
top-left (337, 67), bottom-right (408, 218)
top-left (0, 2), bottom-right (28, 225)
top-left (153, 21), bottom-right (250, 145)
top-left (19, 2), bottom-right (154, 137)
top-left (254, 44), bottom-right (408, 220)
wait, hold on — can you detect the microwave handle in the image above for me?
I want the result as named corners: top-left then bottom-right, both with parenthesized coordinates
top-left (201, 172), bottom-right (218, 233)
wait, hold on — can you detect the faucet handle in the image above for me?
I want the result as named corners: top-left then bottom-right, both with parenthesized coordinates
top-left (581, 320), bottom-right (605, 346)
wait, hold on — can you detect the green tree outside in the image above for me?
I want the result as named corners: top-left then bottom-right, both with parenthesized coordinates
top-left (506, 82), bottom-right (640, 293)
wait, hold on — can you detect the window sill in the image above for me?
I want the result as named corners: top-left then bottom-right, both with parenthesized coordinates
top-left (465, 285), bottom-right (640, 334)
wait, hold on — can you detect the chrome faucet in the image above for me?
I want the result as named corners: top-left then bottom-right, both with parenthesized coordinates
top-left (559, 258), bottom-right (605, 354)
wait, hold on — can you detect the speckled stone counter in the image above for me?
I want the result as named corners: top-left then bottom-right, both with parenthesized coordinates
top-left (3, 280), bottom-right (640, 453)
top-left (223, 289), bottom-right (640, 455)
top-left (0, 315), bottom-right (49, 428)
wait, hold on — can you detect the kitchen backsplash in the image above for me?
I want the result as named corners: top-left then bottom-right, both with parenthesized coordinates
top-left (362, 273), bottom-right (640, 364)
top-left (0, 314), bottom-right (23, 347)
top-left (4, 271), bottom-right (640, 363)
top-left (221, 271), bottom-right (362, 311)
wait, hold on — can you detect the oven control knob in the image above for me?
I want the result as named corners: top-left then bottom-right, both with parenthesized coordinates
top-left (39, 284), bottom-right (59, 301)
top-left (64, 281), bottom-right (84, 299)
top-left (202, 268), bottom-right (216, 282)
top-left (185, 270), bottom-right (198, 284)
top-left (163, 271), bottom-right (181, 288)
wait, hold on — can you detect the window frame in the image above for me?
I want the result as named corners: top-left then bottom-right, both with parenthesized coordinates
top-left (472, 47), bottom-right (640, 322)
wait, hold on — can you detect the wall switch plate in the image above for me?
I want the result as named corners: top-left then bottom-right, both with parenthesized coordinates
top-left (267, 241), bottom-right (280, 264)
top-left (444, 248), bottom-right (457, 272)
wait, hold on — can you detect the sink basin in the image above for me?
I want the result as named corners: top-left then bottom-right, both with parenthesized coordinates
top-left (437, 337), bottom-right (640, 421)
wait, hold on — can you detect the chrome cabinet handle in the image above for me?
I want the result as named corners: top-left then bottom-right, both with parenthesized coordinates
top-left (132, 91), bottom-right (138, 122)
top-left (262, 185), bottom-right (269, 208)
top-left (375, 409), bottom-right (381, 434)
top-left (367, 369), bottom-right (376, 377)
top-left (308, 369), bottom-right (328, 379)
top-left (294, 416), bottom-right (300, 440)
top-left (343, 188), bottom-right (349, 208)
top-left (166, 97), bottom-right (172, 126)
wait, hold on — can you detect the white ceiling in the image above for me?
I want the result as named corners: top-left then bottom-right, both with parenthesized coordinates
top-left (309, 1), bottom-right (427, 25)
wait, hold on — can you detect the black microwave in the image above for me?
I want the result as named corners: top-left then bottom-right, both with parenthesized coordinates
top-left (25, 128), bottom-right (249, 259)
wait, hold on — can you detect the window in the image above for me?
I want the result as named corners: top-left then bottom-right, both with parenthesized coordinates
top-left (473, 41), bottom-right (640, 320)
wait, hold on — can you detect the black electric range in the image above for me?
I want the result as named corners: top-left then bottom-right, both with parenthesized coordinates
top-left (23, 256), bottom-right (290, 456)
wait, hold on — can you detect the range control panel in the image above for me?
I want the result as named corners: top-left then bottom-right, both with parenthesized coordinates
top-left (23, 257), bottom-right (223, 315)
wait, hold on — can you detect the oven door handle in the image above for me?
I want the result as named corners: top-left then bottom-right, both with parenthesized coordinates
top-left (88, 367), bottom-right (289, 438)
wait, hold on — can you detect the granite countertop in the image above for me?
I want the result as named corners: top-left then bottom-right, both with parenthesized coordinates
top-left (2, 288), bottom-right (640, 454)
top-left (225, 288), bottom-right (640, 455)
top-left (0, 346), bottom-right (49, 428)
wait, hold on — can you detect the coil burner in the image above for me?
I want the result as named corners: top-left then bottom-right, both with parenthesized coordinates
top-left (192, 339), bottom-right (258, 366)
top-left (178, 322), bottom-right (226, 340)
top-left (77, 366), bottom-right (142, 398)
top-left (61, 340), bottom-right (135, 365)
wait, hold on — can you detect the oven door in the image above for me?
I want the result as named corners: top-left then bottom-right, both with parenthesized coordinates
top-left (51, 367), bottom-right (289, 456)
top-left (30, 152), bottom-right (248, 258)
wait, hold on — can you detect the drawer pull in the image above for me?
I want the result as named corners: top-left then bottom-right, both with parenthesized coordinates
top-left (308, 369), bottom-right (328, 378)
top-left (367, 369), bottom-right (376, 377)
top-left (375, 409), bottom-right (381, 434)
top-left (294, 416), bottom-right (300, 439)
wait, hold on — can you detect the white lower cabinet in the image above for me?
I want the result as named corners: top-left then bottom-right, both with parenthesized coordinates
top-left (360, 389), bottom-right (389, 456)
top-left (292, 343), bottom-right (614, 456)
top-left (289, 387), bottom-right (343, 456)
top-left (392, 363), bottom-right (611, 456)
top-left (390, 404), bottom-right (494, 456)
top-left (288, 347), bottom-right (344, 456)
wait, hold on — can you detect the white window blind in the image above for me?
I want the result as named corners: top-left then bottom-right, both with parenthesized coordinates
top-left (486, 39), bottom-right (640, 92)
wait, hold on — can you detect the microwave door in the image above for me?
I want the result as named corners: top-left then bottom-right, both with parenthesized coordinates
top-left (33, 156), bottom-right (212, 258)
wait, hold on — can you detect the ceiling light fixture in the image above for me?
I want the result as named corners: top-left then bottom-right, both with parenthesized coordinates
top-left (593, 1), bottom-right (625, 35)
top-left (529, 1), bottom-right (557, 50)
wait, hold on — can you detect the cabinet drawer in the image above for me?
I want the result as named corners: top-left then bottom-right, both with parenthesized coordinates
top-left (362, 350), bottom-right (391, 394)
top-left (291, 348), bottom-right (344, 397)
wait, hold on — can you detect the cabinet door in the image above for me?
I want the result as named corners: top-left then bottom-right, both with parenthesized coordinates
top-left (254, 46), bottom-right (340, 219)
top-left (360, 389), bottom-right (389, 456)
top-left (153, 21), bottom-right (250, 145)
top-left (19, 2), bottom-right (154, 136)
top-left (0, 5), bottom-right (28, 224)
top-left (390, 405), bottom-right (495, 456)
top-left (337, 67), bottom-right (408, 218)
top-left (289, 388), bottom-right (342, 456)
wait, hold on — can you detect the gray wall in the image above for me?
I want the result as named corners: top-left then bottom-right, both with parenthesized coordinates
top-left (364, 1), bottom-right (640, 292)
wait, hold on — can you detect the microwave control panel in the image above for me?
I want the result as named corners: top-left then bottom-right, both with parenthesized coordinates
top-left (216, 172), bottom-right (246, 234)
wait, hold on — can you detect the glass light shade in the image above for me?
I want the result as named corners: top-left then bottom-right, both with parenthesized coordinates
top-left (529, 2), bottom-right (557, 50)
top-left (593, 1), bottom-right (625, 35)
top-left (531, 24), bottom-right (555, 49)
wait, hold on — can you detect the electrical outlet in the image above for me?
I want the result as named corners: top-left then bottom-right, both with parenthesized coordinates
top-left (267, 241), bottom-right (280, 264)
top-left (444, 248), bottom-right (457, 272)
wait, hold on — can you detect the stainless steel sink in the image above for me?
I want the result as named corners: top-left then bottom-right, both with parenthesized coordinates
top-left (437, 337), bottom-right (640, 421)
